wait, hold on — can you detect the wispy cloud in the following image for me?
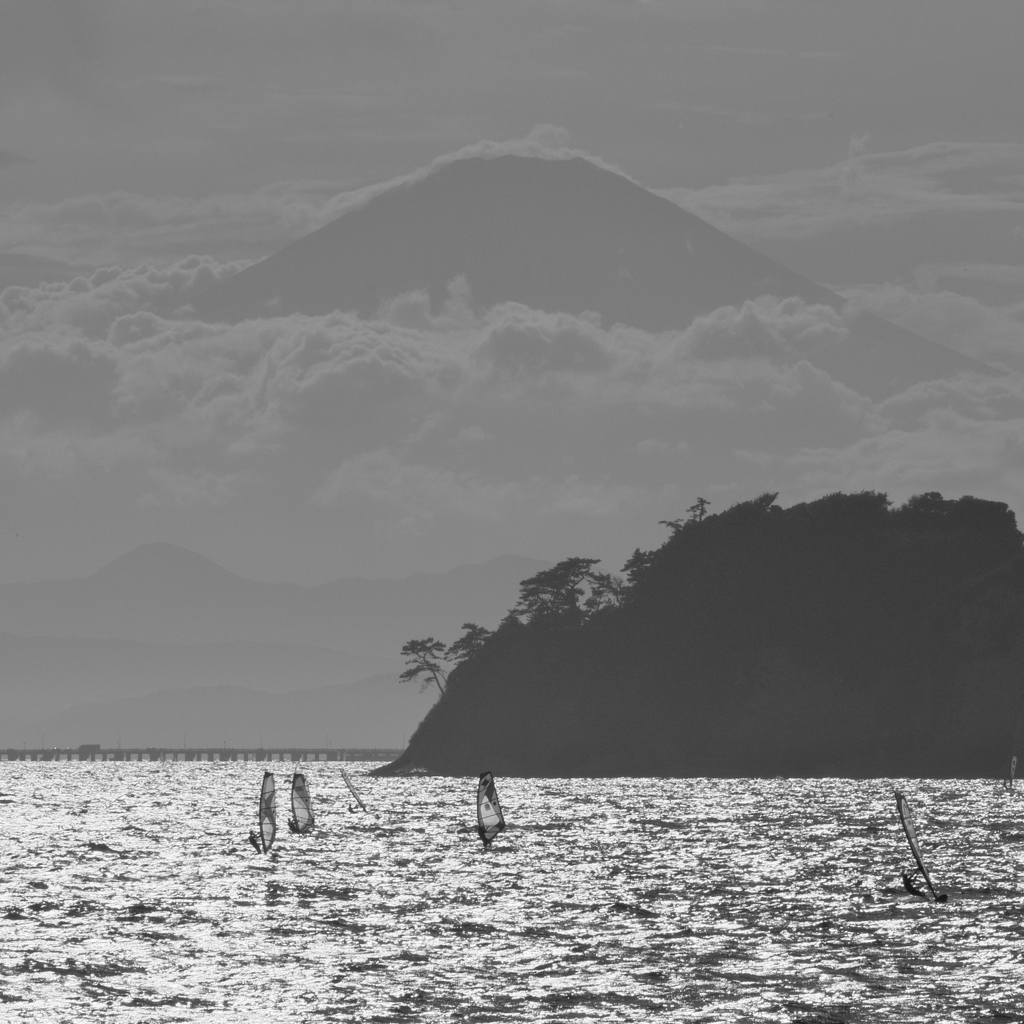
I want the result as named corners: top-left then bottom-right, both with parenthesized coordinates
top-left (664, 142), bottom-right (1024, 243)
top-left (0, 184), bottom-right (359, 266)
top-left (842, 284), bottom-right (1024, 371)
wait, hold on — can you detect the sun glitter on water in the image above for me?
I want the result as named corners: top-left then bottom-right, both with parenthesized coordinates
top-left (0, 765), bottom-right (1021, 1022)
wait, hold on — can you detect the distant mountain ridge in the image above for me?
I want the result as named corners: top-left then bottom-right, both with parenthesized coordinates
top-left (0, 544), bottom-right (548, 747)
top-left (0, 544), bottom-right (548, 652)
top-left (192, 153), bottom-right (987, 399)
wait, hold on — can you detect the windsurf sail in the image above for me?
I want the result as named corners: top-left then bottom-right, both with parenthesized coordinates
top-left (257, 770), bottom-right (277, 853)
top-left (288, 772), bottom-right (314, 834)
top-left (341, 766), bottom-right (368, 813)
top-left (895, 789), bottom-right (945, 902)
top-left (476, 771), bottom-right (505, 847)
top-left (1005, 755), bottom-right (1017, 792)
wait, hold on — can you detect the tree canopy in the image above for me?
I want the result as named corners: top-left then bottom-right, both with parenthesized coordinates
top-left (398, 638), bottom-right (449, 695)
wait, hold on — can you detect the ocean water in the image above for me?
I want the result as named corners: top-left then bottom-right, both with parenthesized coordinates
top-left (1, 765), bottom-right (1022, 1023)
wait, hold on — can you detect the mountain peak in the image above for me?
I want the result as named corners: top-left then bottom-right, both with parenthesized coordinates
top-left (89, 542), bottom-right (246, 587)
top-left (192, 152), bottom-right (986, 399)
top-left (194, 152), bottom-right (825, 328)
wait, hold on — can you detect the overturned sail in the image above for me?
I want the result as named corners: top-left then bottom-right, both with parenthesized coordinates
top-left (895, 789), bottom-right (945, 902)
top-left (289, 772), bottom-right (314, 834)
top-left (476, 771), bottom-right (505, 847)
top-left (341, 766), bottom-right (368, 813)
top-left (258, 770), bottom-right (277, 853)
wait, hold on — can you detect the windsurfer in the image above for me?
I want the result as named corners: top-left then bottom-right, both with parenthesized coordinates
top-left (902, 867), bottom-right (947, 901)
top-left (248, 830), bottom-right (262, 853)
top-left (476, 771), bottom-right (505, 848)
top-left (288, 817), bottom-right (301, 834)
top-left (902, 869), bottom-right (927, 898)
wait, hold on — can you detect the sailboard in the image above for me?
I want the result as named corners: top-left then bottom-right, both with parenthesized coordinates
top-left (288, 772), bottom-right (315, 834)
top-left (895, 789), bottom-right (946, 902)
top-left (476, 771), bottom-right (505, 847)
top-left (250, 770), bottom-right (277, 854)
top-left (341, 766), bottom-right (369, 813)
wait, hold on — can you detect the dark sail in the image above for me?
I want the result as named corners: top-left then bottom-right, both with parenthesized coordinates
top-left (476, 771), bottom-right (505, 847)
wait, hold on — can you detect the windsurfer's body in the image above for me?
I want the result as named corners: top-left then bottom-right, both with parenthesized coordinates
top-left (901, 865), bottom-right (947, 902)
top-left (248, 829), bottom-right (263, 853)
top-left (902, 869), bottom-right (927, 898)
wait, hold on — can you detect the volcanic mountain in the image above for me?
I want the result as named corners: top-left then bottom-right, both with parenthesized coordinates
top-left (192, 153), bottom-right (985, 399)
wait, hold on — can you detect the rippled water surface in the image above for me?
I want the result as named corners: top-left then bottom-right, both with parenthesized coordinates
top-left (1, 766), bottom-right (1022, 1022)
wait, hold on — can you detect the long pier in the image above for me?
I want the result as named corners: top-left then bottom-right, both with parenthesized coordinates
top-left (1, 747), bottom-right (402, 763)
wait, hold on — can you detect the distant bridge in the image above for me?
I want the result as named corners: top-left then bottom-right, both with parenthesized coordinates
top-left (1, 747), bottom-right (402, 763)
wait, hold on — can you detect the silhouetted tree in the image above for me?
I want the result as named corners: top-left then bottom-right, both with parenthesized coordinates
top-left (513, 557), bottom-right (611, 623)
top-left (621, 547), bottom-right (655, 589)
top-left (659, 497), bottom-right (712, 536)
top-left (687, 496), bottom-right (711, 522)
top-left (399, 637), bottom-right (449, 695)
top-left (447, 623), bottom-right (493, 664)
top-left (583, 570), bottom-right (625, 616)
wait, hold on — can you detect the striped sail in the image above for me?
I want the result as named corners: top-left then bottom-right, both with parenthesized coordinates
top-left (476, 771), bottom-right (505, 846)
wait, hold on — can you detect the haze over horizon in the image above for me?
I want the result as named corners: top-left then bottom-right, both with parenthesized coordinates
top-left (1, 1), bottom-right (1023, 592)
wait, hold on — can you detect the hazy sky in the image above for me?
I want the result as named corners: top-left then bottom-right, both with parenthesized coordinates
top-left (1, 0), bottom-right (1023, 585)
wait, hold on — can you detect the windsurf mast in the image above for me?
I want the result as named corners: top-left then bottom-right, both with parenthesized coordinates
top-left (288, 772), bottom-right (315, 834)
top-left (476, 771), bottom-right (506, 848)
top-left (894, 789), bottom-right (946, 902)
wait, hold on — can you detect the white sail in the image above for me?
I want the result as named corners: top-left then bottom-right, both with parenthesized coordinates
top-left (259, 771), bottom-right (277, 852)
top-left (290, 772), bottom-right (314, 833)
top-left (476, 771), bottom-right (505, 846)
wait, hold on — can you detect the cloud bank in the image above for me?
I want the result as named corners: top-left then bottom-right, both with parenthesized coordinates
top-left (3, 252), bottom-right (1021, 581)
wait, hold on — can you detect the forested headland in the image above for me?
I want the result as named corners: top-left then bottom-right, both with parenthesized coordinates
top-left (378, 491), bottom-right (1024, 778)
